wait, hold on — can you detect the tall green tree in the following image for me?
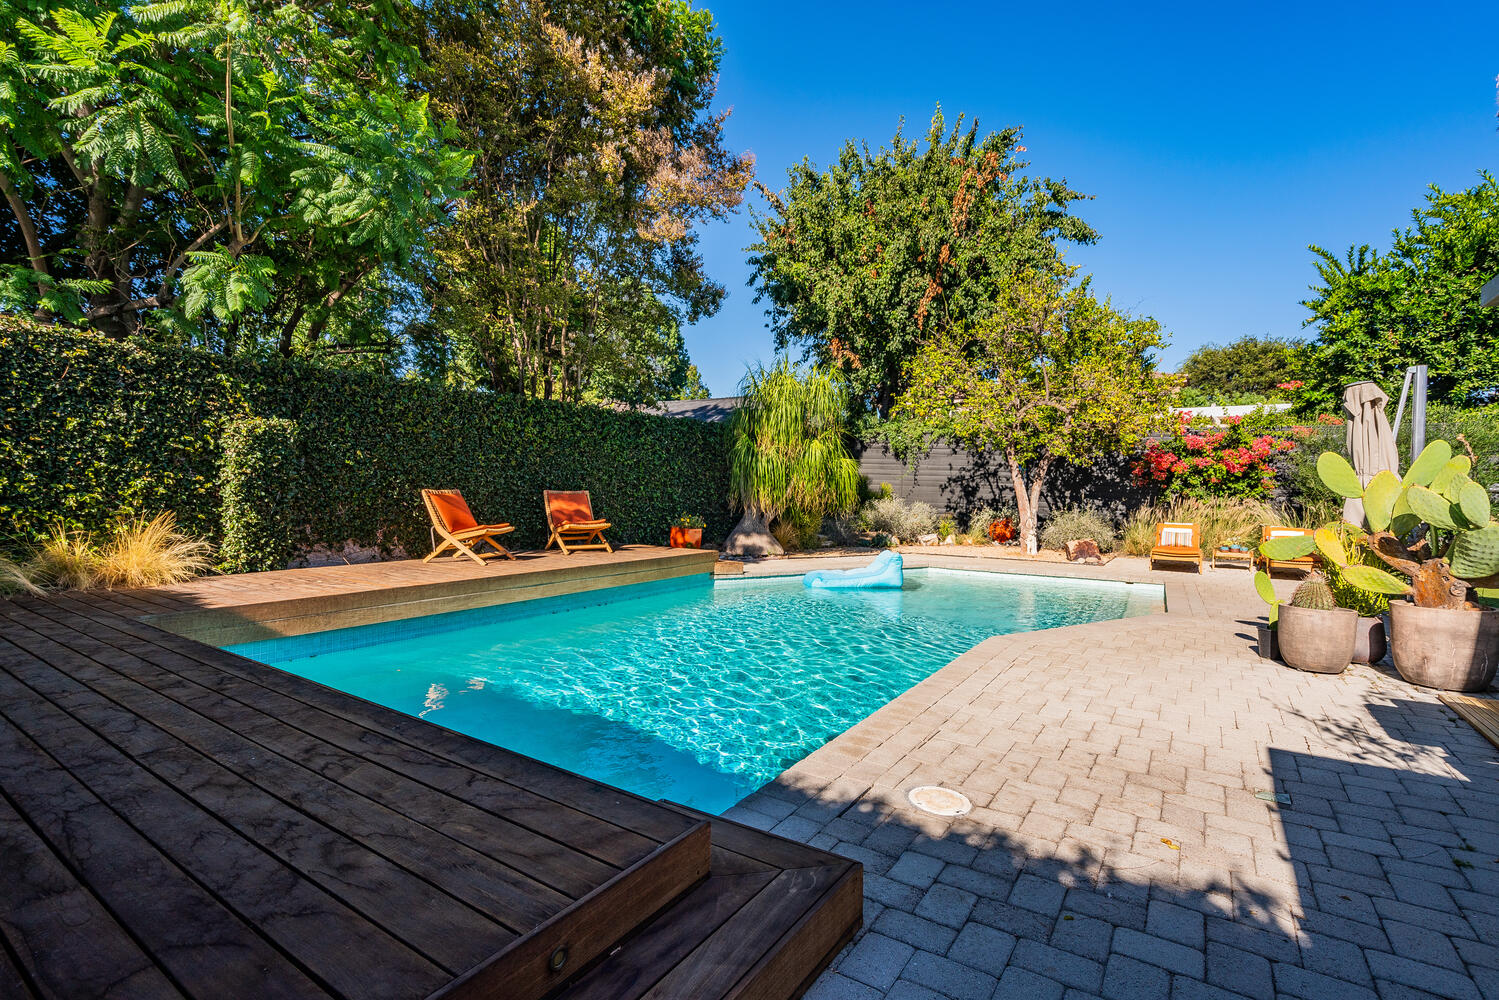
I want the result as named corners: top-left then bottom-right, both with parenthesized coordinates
top-left (724, 360), bottom-right (860, 556)
top-left (894, 271), bottom-right (1174, 552)
top-left (748, 109), bottom-right (1096, 417)
top-left (0, 0), bottom-right (471, 349)
top-left (1177, 334), bottom-right (1310, 402)
top-left (1301, 173), bottom-right (1499, 411)
top-left (412, 0), bottom-right (751, 402)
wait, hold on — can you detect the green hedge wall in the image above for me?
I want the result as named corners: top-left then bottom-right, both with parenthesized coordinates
top-left (0, 319), bottom-right (734, 569)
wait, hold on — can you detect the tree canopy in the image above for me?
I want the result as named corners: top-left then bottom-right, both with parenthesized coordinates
top-left (747, 109), bottom-right (1096, 417)
top-left (1175, 335), bottom-right (1311, 404)
top-left (0, 0), bottom-right (746, 401)
top-left (894, 271), bottom-right (1174, 552)
top-left (1301, 172), bottom-right (1499, 411)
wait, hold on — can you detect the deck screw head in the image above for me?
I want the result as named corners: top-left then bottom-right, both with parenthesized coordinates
top-left (549, 946), bottom-right (568, 972)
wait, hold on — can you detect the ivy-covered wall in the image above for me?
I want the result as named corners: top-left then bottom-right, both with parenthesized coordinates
top-left (0, 319), bottom-right (734, 569)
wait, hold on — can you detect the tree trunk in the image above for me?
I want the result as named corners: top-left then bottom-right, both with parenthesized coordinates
top-left (1005, 449), bottom-right (1038, 554)
top-left (723, 508), bottom-right (783, 558)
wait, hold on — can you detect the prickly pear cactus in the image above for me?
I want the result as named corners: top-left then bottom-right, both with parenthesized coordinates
top-left (1449, 525), bottom-right (1499, 580)
top-left (1290, 574), bottom-right (1338, 610)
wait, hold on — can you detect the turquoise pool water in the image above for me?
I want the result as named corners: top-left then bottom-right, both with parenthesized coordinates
top-left (228, 568), bottom-right (1160, 813)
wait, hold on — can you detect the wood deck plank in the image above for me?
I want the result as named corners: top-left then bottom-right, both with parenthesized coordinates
top-left (0, 647), bottom-right (453, 998)
top-left (36, 594), bottom-right (681, 860)
top-left (0, 624), bottom-right (511, 976)
top-left (0, 792), bottom-right (183, 1000)
top-left (44, 597), bottom-right (696, 844)
top-left (0, 691), bottom-right (326, 998)
top-left (0, 614), bottom-right (574, 935)
top-left (9, 603), bottom-right (627, 897)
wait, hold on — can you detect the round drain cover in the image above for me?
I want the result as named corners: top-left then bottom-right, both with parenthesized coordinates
top-left (907, 785), bottom-right (972, 817)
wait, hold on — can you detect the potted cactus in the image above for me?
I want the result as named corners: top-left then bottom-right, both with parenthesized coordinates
top-left (1270, 573), bottom-right (1358, 673)
top-left (1261, 440), bottom-right (1499, 692)
top-left (670, 513), bottom-right (706, 549)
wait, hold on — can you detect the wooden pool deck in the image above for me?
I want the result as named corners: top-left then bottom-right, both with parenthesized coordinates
top-left (0, 548), bottom-right (860, 1000)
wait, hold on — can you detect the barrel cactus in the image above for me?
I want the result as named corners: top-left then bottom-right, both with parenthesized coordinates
top-left (1290, 574), bottom-right (1337, 610)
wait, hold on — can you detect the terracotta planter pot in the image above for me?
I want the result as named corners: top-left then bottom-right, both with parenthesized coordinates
top-left (1352, 616), bottom-right (1388, 665)
top-left (669, 526), bottom-right (703, 549)
top-left (1277, 605), bottom-right (1356, 674)
top-left (1388, 602), bottom-right (1499, 692)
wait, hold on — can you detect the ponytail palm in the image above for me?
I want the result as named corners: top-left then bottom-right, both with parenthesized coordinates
top-left (725, 361), bottom-right (860, 556)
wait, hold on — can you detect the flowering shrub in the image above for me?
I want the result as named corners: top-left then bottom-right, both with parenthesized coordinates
top-left (1133, 411), bottom-right (1299, 498)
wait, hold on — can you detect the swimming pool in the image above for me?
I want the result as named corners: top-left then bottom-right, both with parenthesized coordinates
top-left (228, 568), bottom-right (1161, 813)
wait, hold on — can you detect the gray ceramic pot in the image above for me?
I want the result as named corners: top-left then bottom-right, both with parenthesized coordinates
top-left (1352, 616), bottom-right (1387, 665)
top-left (1277, 605), bottom-right (1356, 674)
top-left (1388, 602), bottom-right (1499, 692)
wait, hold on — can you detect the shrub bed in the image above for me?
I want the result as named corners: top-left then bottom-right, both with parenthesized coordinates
top-left (1, 319), bottom-right (733, 570)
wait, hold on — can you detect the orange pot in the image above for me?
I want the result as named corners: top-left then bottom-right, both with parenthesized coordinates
top-left (670, 526), bottom-right (703, 549)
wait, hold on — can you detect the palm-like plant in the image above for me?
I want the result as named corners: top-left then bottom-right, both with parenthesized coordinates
top-left (725, 360), bottom-right (861, 555)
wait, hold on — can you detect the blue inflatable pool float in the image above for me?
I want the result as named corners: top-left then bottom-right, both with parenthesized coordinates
top-left (803, 550), bottom-right (904, 590)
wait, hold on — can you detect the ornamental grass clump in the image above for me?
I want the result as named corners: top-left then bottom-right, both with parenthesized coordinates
top-left (22, 513), bottom-right (214, 591)
top-left (1039, 506), bottom-right (1117, 552)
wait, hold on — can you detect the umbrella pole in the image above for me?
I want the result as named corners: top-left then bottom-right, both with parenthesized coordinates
top-left (1411, 364), bottom-right (1427, 463)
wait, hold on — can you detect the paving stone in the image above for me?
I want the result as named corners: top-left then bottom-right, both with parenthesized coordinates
top-left (1364, 950), bottom-right (1482, 999)
top-left (1011, 938), bottom-right (1104, 992)
top-left (1110, 927), bottom-right (1204, 978)
top-left (902, 949), bottom-right (996, 1000)
top-left (1048, 914), bottom-right (1114, 963)
top-left (993, 965), bottom-right (1065, 1000)
top-left (874, 909), bottom-right (960, 953)
top-left (1145, 899), bottom-right (1204, 948)
top-left (1170, 977), bottom-right (1258, 1000)
top-left (1099, 953), bottom-right (1170, 1000)
top-left (842, 932), bottom-right (915, 990)
top-left (802, 971), bottom-right (886, 1000)
top-left (888, 850), bottom-right (947, 889)
top-left (1204, 942), bottom-right (1274, 1000)
top-left (885, 981), bottom-right (947, 1000)
top-left (947, 921), bottom-right (1017, 977)
top-left (1273, 962), bottom-right (1379, 1000)
top-left (1009, 873), bottom-right (1067, 916)
top-left (916, 883), bottom-right (980, 929)
top-left (1382, 919), bottom-right (1463, 971)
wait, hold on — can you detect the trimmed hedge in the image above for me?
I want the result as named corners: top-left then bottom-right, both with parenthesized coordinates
top-left (0, 319), bottom-right (734, 570)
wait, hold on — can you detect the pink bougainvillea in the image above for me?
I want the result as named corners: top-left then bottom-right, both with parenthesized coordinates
top-left (1132, 411), bottom-right (1298, 498)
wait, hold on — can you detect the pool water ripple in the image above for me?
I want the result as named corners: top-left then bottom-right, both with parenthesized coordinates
top-left (230, 568), bottom-right (1160, 813)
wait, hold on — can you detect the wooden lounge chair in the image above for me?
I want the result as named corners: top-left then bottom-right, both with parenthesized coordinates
top-left (1255, 526), bottom-right (1317, 575)
top-left (1149, 522), bottom-right (1203, 573)
top-left (543, 490), bottom-right (613, 554)
top-left (421, 489), bottom-right (516, 565)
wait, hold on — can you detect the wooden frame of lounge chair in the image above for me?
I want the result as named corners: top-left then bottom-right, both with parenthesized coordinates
top-left (543, 490), bottom-right (613, 554)
top-left (1150, 522), bottom-right (1203, 573)
top-left (1255, 525), bottom-right (1317, 575)
top-left (421, 489), bottom-right (516, 565)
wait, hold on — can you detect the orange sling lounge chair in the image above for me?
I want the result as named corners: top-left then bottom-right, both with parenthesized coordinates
top-left (1149, 522), bottom-right (1203, 573)
top-left (1255, 525), bottom-right (1317, 575)
top-left (543, 490), bottom-right (613, 554)
top-left (421, 489), bottom-right (516, 565)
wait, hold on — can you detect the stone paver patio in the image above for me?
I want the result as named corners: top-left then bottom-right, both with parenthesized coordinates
top-left (725, 554), bottom-right (1499, 1000)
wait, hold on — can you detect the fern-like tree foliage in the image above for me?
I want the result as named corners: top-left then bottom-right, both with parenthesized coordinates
top-left (894, 270), bottom-right (1176, 553)
top-left (0, 0), bottom-right (470, 346)
top-left (724, 360), bottom-right (860, 556)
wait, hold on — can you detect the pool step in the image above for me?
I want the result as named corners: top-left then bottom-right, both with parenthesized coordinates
top-left (430, 819), bottom-right (712, 1000)
top-left (548, 806), bottom-right (863, 1000)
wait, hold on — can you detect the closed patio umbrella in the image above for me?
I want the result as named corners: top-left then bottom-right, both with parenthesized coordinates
top-left (1342, 381), bottom-right (1400, 525)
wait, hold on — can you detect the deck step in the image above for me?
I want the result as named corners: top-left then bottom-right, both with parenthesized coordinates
top-left (433, 820), bottom-right (712, 1000)
top-left (550, 808), bottom-right (862, 1000)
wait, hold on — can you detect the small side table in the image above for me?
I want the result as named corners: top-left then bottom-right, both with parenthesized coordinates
top-left (1212, 546), bottom-right (1253, 570)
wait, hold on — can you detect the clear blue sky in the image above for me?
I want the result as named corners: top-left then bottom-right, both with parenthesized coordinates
top-left (682, 0), bottom-right (1499, 396)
